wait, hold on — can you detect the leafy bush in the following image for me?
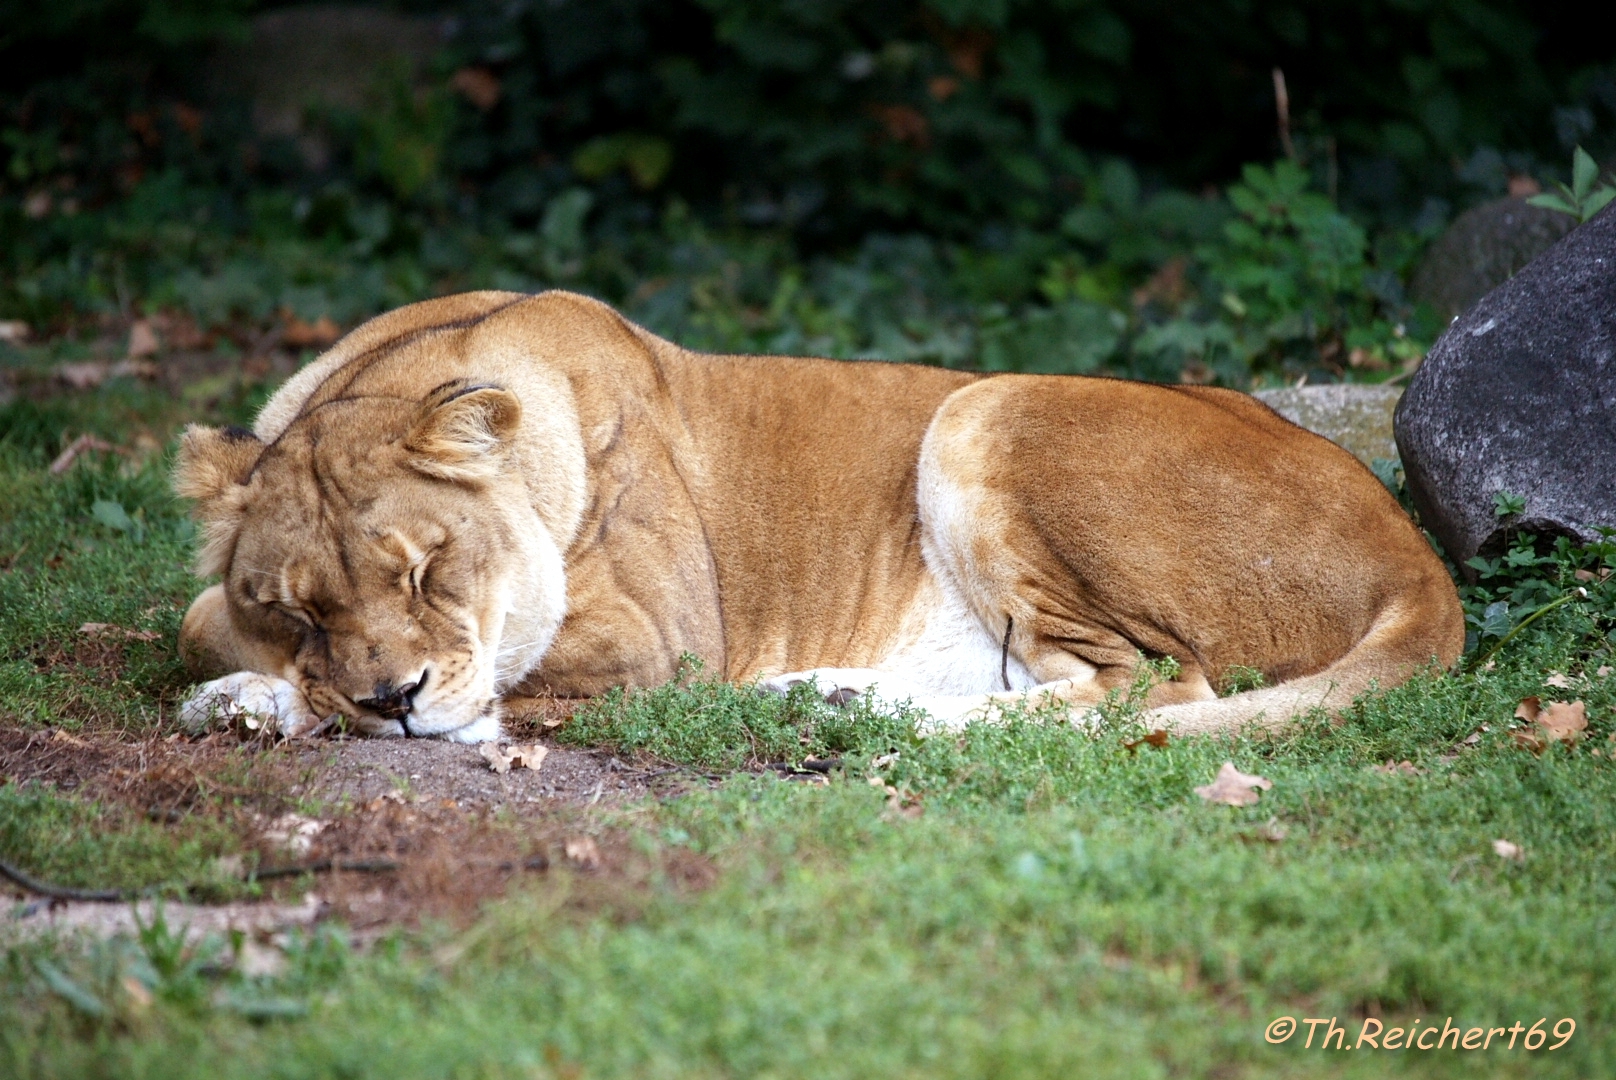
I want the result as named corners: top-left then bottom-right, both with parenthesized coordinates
top-left (2, 1), bottom-right (1609, 385)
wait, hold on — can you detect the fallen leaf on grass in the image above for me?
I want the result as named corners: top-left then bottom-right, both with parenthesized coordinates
top-left (120, 974), bottom-right (153, 1012)
top-left (78, 622), bottom-right (160, 642)
top-left (282, 314), bottom-right (341, 348)
top-left (1372, 759), bottom-right (1423, 776)
top-left (451, 66), bottom-right (502, 111)
top-left (55, 362), bottom-right (108, 389)
top-left (885, 789), bottom-right (923, 819)
top-left (1493, 839), bottom-right (1523, 862)
top-left (262, 813), bottom-right (326, 856)
top-left (563, 836), bottom-right (601, 870)
top-left (365, 790), bottom-right (409, 811)
top-left (0, 319), bottom-right (30, 343)
top-left (1512, 697), bottom-right (1586, 752)
top-left (478, 742), bottom-right (548, 775)
top-left (1250, 816), bottom-right (1287, 842)
top-left (1599, 666), bottom-right (1613, 678)
top-left (1123, 729), bottom-right (1170, 753)
top-left (1194, 762), bottom-right (1273, 807)
top-left (127, 319), bottom-right (159, 358)
top-left (866, 774), bottom-right (922, 818)
top-left (1545, 672), bottom-right (1575, 688)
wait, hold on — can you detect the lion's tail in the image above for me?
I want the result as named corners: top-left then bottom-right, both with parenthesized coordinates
top-left (1144, 593), bottom-right (1462, 736)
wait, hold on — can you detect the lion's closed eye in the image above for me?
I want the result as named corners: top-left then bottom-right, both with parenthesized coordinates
top-left (376, 530), bottom-right (443, 597)
top-left (405, 556), bottom-right (430, 596)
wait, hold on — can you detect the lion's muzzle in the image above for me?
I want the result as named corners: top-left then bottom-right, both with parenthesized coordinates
top-left (355, 673), bottom-right (424, 722)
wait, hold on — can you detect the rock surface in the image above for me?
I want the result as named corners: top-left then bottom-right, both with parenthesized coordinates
top-left (1395, 204), bottom-right (1616, 565)
top-left (1411, 197), bottom-right (1576, 320)
top-left (1253, 384), bottom-right (1402, 466)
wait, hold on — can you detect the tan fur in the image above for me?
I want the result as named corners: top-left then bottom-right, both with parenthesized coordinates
top-left (175, 290), bottom-right (1464, 740)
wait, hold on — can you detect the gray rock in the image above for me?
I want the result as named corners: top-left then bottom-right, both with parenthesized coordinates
top-left (1395, 204), bottom-right (1616, 566)
top-left (1411, 197), bottom-right (1576, 320)
top-left (1253, 384), bottom-right (1403, 467)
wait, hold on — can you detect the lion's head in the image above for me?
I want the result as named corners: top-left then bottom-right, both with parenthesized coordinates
top-left (174, 380), bottom-right (566, 739)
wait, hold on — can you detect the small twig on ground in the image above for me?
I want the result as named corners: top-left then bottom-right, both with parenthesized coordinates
top-left (0, 859), bottom-right (129, 902)
top-left (48, 434), bottom-right (131, 475)
top-left (1272, 68), bottom-right (1296, 162)
top-left (250, 859), bottom-right (399, 881)
top-left (639, 765), bottom-right (725, 782)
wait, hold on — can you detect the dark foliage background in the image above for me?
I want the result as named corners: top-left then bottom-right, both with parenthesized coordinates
top-left (1, 0), bottom-right (1612, 382)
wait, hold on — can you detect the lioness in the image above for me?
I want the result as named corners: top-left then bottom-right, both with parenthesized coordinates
top-left (175, 290), bottom-right (1463, 742)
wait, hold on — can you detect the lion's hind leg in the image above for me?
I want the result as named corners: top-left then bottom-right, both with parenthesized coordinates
top-left (905, 660), bottom-right (1217, 735)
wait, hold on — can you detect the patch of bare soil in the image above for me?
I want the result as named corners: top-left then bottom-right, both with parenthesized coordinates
top-left (301, 736), bottom-right (650, 809)
top-left (2, 712), bottom-right (719, 945)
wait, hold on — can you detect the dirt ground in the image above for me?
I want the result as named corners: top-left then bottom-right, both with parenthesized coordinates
top-left (1, 698), bottom-right (724, 945)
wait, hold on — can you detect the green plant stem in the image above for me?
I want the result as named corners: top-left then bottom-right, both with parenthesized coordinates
top-left (1467, 591), bottom-right (1581, 670)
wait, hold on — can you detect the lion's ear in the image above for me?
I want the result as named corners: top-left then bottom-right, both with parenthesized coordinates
top-left (173, 425), bottom-right (262, 576)
top-left (405, 384), bottom-right (522, 483)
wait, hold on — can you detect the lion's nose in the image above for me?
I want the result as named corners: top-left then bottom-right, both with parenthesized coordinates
top-left (356, 674), bottom-right (424, 720)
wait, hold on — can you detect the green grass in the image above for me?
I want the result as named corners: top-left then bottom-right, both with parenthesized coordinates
top-left (0, 784), bottom-right (247, 897)
top-left (4, 358), bottom-right (1616, 1077)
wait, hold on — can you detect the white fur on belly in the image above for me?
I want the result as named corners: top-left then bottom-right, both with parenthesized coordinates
top-left (874, 571), bottom-right (1037, 695)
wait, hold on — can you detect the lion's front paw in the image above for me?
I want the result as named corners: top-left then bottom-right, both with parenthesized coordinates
top-left (179, 671), bottom-right (322, 738)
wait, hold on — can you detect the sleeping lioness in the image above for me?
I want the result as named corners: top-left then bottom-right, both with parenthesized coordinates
top-left (174, 290), bottom-right (1463, 743)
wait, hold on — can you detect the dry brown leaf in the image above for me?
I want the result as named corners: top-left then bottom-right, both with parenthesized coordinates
top-left (111, 358), bottom-right (159, 380)
top-left (1248, 816), bottom-right (1287, 842)
top-left (126, 319), bottom-right (160, 358)
top-left (1513, 697), bottom-right (1586, 751)
top-left (451, 66), bottom-right (502, 110)
top-left (1493, 838), bottom-right (1523, 861)
top-left (510, 744), bottom-right (548, 772)
top-left (886, 797), bottom-right (923, 819)
top-left (1373, 759), bottom-right (1422, 776)
top-left (1598, 666), bottom-right (1613, 678)
top-left (55, 361), bottom-right (109, 389)
top-left (262, 813), bottom-right (325, 855)
top-left (120, 974), bottom-right (154, 1011)
top-left (1123, 729), bottom-right (1170, 753)
top-left (1545, 672), bottom-right (1575, 689)
top-left (564, 836), bottom-right (601, 869)
top-left (1538, 700), bottom-right (1587, 742)
top-left (1194, 761), bottom-right (1273, 807)
top-left (479, 743), bottom-right (514, 774)
top-left (479, 742), bottom-right (548, 774)
top-left (282, 313), bottom-right (341, 348)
